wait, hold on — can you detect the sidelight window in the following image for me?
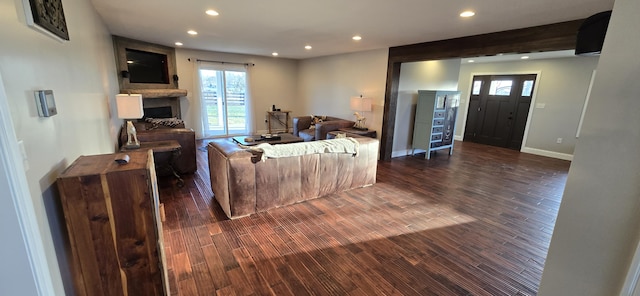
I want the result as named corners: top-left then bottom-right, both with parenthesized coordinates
top-left (472, 80), bottom-right (482, 95)
top-left (521, 80), bottom-right (535, 96)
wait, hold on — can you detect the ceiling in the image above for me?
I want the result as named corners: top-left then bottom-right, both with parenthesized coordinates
top-left (89, 0), bottom-right (615, 60)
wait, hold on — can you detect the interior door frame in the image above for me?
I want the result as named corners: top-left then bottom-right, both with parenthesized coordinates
top-left (0, 72), bottom-right (55, 293)
top-left (458, 70), bottom-right (542, 151)
top-left (380, 19), bottom-right (582, 161)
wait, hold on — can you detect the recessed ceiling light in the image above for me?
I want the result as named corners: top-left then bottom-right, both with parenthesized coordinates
top-left (205, 10), bottom-right (219, 16)
top-left (352, 35), bottom-right (362, 41)
top-left (468, 59), bottom-right (475, 63)
top-left (305, 45), bottom-right (312, 50)
top-left (187, 30), bottom-right (198, 35)
top-left (521, 56), bottom-right (530, 59)
top-left (175, 42), bottom-right (183, 46)
top-left (272, 52), bottom-right (279, 56)
top-left (460, 11), bottom-right (475, 17)
top-left (126, 60), bottom-right (133, 64)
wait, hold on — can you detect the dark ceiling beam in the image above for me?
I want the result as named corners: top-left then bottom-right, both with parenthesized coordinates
top-left (380, 19), bottom-right (585, 161)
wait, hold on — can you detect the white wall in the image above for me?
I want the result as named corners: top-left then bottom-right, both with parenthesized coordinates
top-left (0, 0), bottom-right (120, 293)
top-left (457, 56), bottom-right (599, 158)
top-left (394, 59), bottom-right (461, 157)
top-left (297, 49), bottom-right (388, 139)
top-left (175, 49), bottom-right (299, 136)
top-left (538, 0), bottom-right (640, 294)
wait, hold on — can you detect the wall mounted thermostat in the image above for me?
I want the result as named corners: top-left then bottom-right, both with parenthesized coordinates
top-left (35, 90), bottom-right (57, 117)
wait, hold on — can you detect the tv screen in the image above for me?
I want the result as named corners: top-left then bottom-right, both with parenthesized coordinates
top-left (125, 48), bottom-right (170, 84)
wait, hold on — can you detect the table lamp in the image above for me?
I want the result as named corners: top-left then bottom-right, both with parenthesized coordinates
top-left (350, 95), bottom-right (372, 130)
top-left (116, 94), bottom-right (144, 149)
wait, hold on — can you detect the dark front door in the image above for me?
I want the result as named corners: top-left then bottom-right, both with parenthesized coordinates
top-left (464, 74), bottom-right (537, 149)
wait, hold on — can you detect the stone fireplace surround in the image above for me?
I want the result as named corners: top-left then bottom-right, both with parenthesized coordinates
top-left (121, 88), bottom-right (187, 119)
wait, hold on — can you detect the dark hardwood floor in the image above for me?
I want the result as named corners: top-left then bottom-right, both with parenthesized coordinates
top-left (159, 140), bottom-right (571, 295)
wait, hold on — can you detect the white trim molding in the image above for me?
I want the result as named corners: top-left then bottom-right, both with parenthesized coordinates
top-left (620, 235), bottom-right (640, 296)
top-left (0, 73), bottom-right (55, 294)
top-left (576, 70), bottom-right (597, 138)
top-left (392, 149), bottom-right (414, 158)
top-left (521, 147), bottom-right (573, 161)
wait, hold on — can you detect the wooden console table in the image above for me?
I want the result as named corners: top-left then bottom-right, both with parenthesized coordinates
top-left (121, 140), bottom-right (184, 187)
top-left (267, 110), bottom-right (291, 133)
top-left (338, 127), bottom-right (377, 138)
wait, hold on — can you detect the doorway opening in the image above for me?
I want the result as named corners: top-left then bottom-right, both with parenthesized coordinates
top-left (197, 63), bottom-right (250, 138)
top-left (464, 74), bottom-right (537, 150)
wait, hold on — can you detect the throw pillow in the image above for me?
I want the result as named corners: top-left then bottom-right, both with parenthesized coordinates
top-left (145, 117), bottom-right (184, 128)
top-left (309, 115), bottom-right (326, 129)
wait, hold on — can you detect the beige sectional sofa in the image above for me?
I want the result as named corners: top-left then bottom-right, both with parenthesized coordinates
top-left (207, 137), bottom-right (379, 219)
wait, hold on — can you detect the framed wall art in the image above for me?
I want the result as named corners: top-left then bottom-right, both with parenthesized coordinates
top-left (23, 0), bottom-right (70, 41)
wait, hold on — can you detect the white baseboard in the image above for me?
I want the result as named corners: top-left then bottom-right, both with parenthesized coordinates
top-left (521, 147), bottom-right (573, 161)
top-left (392, 149), bottom-right (415, 158)
top-left (393, 144), bottom-right (572, 161)
top-left (454, 135), bottom-right (463, 141)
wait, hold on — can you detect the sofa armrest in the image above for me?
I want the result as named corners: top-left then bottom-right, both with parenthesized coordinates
top-left (207, 140), bottom-right (256, 218)
top-left (315, 120), bottom-right (355, 140)
top-left (293, 116), bottom-right (311, 137)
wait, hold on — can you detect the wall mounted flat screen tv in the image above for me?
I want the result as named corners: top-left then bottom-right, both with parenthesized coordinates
top-left (113, 35), bottom-right (177, 90)
top-left (126, 48), bottom-right (170, 84)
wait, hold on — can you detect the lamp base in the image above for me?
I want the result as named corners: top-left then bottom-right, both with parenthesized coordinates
top-left (123, 142), bottom-right (140, 149)
top-left (124, 121), bottom-right (140, 149)
top-left (353, 117), bottom-right (367, 130)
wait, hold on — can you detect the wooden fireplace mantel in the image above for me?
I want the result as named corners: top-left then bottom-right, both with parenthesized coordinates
top-left (120, 89), bottom-right (187, 119)
top-left (121, 89), bottom-right (188, 99)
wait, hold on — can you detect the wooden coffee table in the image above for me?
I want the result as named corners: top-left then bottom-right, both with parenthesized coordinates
top-left (232, 133), bottom-right (303, 146)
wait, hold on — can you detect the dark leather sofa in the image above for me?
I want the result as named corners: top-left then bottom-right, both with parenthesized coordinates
top-left (293, 116), bottom-right (355, 141)
top-left (207, 137), bottom-right (379, 219)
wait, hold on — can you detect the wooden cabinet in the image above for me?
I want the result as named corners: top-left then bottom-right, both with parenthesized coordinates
top-left (57, 150), bottom-right (168, 296)
top-left (412, 90), bottom-right (460, 159)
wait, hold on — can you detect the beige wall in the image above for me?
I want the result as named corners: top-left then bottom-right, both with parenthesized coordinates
top-left (0, 0), bottom-right (119, 293)
top-left (175, 49), bottom-right (299, 136)
top-left (297, 49), bottom-right (389, 139)
top-left (539, 0), bottom-right (640, 293)
top-left (457, 56), bottom-right (599, 159)
top-left (394, 59), bottom-right (461, 157)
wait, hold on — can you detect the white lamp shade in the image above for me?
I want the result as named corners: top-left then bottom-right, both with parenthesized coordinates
top-left (116, 94), bottom-right (144, 119)
top-left (350, 96), bottom-right (372, 112)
